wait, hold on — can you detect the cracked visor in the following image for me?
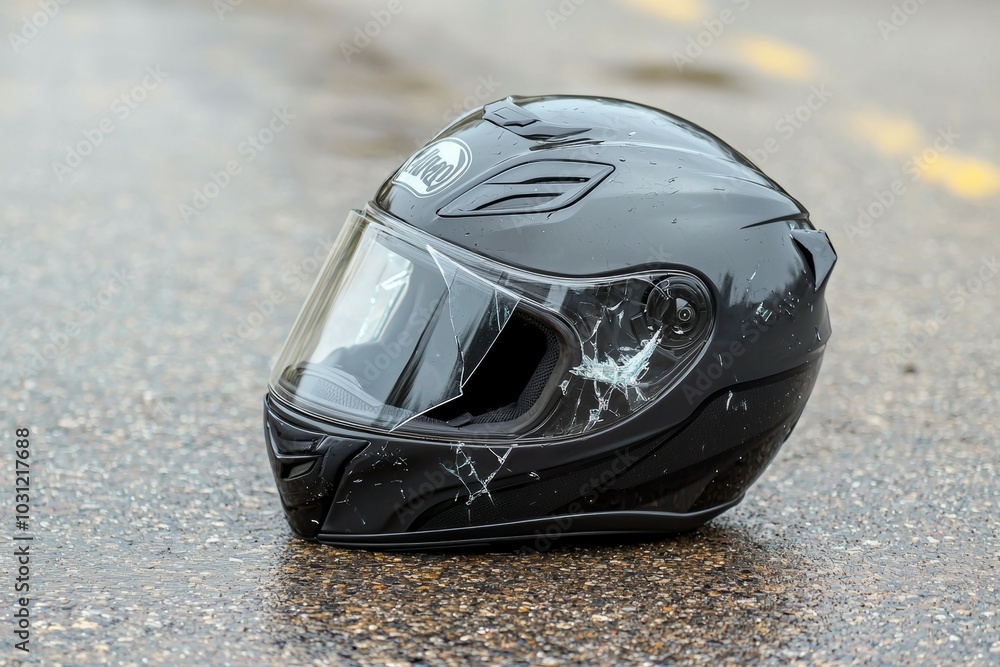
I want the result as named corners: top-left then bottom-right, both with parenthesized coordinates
top-left (269, 207), bottom-right (714, 440)
top-left (269, 208), bottom-right (520, 432)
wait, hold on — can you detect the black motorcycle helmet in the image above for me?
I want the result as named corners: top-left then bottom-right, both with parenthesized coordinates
top-left (264, 95), bottom-right (835, 549)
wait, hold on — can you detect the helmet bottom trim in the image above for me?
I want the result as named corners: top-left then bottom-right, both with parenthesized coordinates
top-left (310, 503), bottom-right (741, 551)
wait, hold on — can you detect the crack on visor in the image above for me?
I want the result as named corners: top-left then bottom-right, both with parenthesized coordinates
top-left (570, 331), bottom-right (661, 431)
top-left (391, 245), bottom-right (523, 430)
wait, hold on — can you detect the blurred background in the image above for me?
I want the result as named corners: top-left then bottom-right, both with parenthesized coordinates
top-left (1, 0), bottom-right (997, 664)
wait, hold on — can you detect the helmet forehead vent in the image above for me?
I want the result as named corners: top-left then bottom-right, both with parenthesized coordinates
top-left (438, 160), bottom-right (613, 217)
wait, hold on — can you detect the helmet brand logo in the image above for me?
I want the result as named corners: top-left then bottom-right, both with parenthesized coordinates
top-left (393, 138), bottom-right (471, 197)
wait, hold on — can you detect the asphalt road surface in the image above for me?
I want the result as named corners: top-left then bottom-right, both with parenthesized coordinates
top-left (2, 0), bottom-right (998, 665)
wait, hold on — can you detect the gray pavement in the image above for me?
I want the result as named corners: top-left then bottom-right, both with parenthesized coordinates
top-left (1, 0), bottom-right (998, 664)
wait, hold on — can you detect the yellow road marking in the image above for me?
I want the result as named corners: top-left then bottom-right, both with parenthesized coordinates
top-left (852, 112), bottom-right (923, 155)
top-left (619, 2), bottom-right (822, 83)
top-left (734, 37), bottom-right (817, 82)
top-left (923, 155), bottom-right (1000, 199)
top-left (852, 110), bottom-right (1000, 199)
top-left (619, 1), bottom-right (998, 199)
top-left (621, 0), bottom-right (706, 23)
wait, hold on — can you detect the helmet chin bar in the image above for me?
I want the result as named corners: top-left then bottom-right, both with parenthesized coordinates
top-left (264, 357), bottom-right (822, 546)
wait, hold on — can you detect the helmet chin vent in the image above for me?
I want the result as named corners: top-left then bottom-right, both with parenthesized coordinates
top-left (438, 160), bottom-right (613, 217)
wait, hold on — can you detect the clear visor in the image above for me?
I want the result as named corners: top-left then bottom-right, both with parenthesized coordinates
top-left (269, 209), bottom-right (519, 431)
top-left (270, 208), bottom-right (715, 440)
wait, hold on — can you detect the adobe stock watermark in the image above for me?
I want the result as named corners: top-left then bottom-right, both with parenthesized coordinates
top-left (889, 254), bottom-right (997, 366)
top-left (179, 106), bottom-right (294, 223)
top-left (745, 84), bottom-right (833, 167)
top-left (842, 126), bottom-right (959, 243)
top-left (546, 0), bottom-right (588, 31)
top-left (406, 75), bottom-right (503, 154)
top-left (519, 447), bottom-right (640, 553)
top-left (680, 318), bottom-right (772, 406)
top-left (340, 0), bottom-right (406, 62)
top-left (16, 267), bottom-right (133, 380)
top-left (877, 0), bottom-right (932, 40)
top-left (390, 445), bottom-right (641, 554)
top-left (492, 110), bottom-right (643, 241)
top-left (52, 66), bottom-right (169, 182)
top-left (673, 0), bottom-right (752, 71)
top-left (440, 75), bottom-right (502, 123)
top-left (643, 244), bottom-right (676, 267)
top-left (353, 304), bottom-right (433, 381)
top-left (8, 0), bottom-right (72, 54)
top-left (223, 234), bottom-right (335, 347)
top-left (393, 466), bottom-right (450, 526)
top-left (214, 0), bottom-right (243, 21)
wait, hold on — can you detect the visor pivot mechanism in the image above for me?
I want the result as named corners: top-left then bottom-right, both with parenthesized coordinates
top-left (644, 277), bottom-right (710, 348)
top-left (674, 299), bottom-right (696, 329)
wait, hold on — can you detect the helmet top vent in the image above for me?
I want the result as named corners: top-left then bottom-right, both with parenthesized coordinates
top-left (438, 160), bottom-right (614, 217)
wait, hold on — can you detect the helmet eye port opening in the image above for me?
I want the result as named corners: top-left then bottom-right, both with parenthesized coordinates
top-left (418, 304), bottom-right (574, 437)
